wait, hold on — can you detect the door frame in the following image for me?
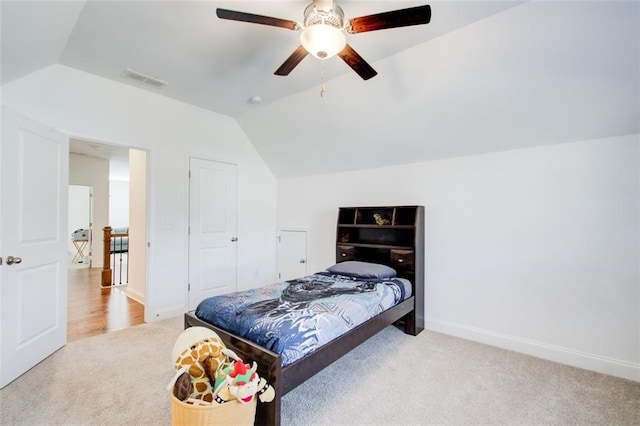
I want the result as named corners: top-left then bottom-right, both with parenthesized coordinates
top-left (67, 135), bottom-right (151, 319)
top-left (68, 184), bottom-right (93, 267)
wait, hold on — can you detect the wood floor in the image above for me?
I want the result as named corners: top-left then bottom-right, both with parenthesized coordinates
top-left (67, 267), bottom-right (145, 342)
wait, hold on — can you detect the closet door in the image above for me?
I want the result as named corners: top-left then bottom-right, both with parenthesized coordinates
top-left (277, 229), bottom-right (308, 281)
top-left (188, 158), bottom-right (237, 310)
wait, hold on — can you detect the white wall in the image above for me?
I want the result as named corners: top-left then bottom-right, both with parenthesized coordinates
top-left (109, 158), bottom-right (129, 228)
top-left (127, 149), bottom-right (147, 304)
top-left (1, 64), bottom-right (278, 322)
top-left (277, 134), bottom-right (639, 381)
top-left (109, 179), bottom-right (129, 229)
top-left (69, 153), bottom-right (109, 268)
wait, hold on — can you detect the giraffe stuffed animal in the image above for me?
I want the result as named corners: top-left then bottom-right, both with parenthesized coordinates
top-left (171, 326), bottom-right (227, 403)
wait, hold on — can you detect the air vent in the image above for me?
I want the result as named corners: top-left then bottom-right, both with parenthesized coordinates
top-left (121, 68), bottom-right (168, 89)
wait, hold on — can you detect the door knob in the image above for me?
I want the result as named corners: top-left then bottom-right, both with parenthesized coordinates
top-left (231, 237), bottom-right (238, 242)
top-left (6, 256), bottom-right (22, 265)
top-left (299, 259), bottom-right (306, 264)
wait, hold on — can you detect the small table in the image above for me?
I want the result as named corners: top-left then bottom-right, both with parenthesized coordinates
top-left (72, 239), bottom-right (88, 263)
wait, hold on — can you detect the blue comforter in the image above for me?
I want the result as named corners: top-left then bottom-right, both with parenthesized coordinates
top-left (195, 272), bottom-right (409, 366)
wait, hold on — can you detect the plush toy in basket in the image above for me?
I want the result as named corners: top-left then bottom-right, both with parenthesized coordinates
top-left (212, 349), bottom-right (275, 405)
top-left (167, 327), bottom-right (275, 426)
top-left (170, 326), bottom-right (227, 403)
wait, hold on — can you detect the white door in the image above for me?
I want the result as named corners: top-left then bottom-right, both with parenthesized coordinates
top-left (0, 108), bottom-right (68, 388)
top-left (68, 185), bottom-right (92, 266)
top-left (188, 158), bottom-right (238, 310)
top-left (277, 229), bottom-right (308, 281)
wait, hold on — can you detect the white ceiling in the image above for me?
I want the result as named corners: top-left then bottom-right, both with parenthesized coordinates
top-left (69, 138), bottom-right (130, 180)
top-left (2, 0), bottom-right (639, 177)
top-left (69, 138), bottom-right (129, 161)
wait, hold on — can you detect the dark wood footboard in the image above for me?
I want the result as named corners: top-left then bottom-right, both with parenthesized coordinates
top-left (184, 295), bottom-right (418, 426)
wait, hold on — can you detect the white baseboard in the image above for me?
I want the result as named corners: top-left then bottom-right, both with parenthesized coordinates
top-left (425, 318), bottom-right (639, 382)
top-left (147, 305), bottom-right (185, 323)
top-left (123, 286), bottom-right (145, 305)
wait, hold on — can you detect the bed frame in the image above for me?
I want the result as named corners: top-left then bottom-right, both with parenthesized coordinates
top-left (184, 205), bottom-right (424, 425)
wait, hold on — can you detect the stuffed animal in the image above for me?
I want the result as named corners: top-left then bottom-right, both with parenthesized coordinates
top-left (171, 327), bottom-right (227, 402)
top-left (212, 349), bottom-right (275, 405)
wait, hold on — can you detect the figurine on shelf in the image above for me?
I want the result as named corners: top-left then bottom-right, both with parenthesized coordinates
top-left (373, 213), bottom-right (391, 225)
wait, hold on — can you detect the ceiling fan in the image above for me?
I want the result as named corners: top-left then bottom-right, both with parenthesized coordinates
top-left (216, 0), bottom-right (431, 80)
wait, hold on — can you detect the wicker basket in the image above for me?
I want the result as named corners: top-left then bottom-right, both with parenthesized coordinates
top-left (171, 396), bottom-right (257, 426)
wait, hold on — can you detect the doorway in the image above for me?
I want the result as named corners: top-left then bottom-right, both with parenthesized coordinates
top-left (68, 185), bottom-right (93, 269)
top-left (67, 139), bottom-right (148, 341)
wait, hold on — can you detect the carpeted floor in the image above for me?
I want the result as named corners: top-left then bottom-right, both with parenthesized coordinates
top-left (1, 316), bottom-right (638, 425)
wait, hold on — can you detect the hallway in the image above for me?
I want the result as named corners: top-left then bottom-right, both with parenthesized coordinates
top-left (67, 267), bottom-right (144, 342)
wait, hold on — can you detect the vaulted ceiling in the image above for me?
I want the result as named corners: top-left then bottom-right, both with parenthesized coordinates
top-left (2, 1), bottom-right (638, 177)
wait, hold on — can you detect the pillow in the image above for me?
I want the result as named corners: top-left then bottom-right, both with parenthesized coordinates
top-left (326, 261), bottom-right (397, 279)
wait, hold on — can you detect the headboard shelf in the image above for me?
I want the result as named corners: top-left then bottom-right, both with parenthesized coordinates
top-left (338, 242), bottom-right (414, 250)
top-left (336, 205), bottom-right (424, 335)
top-left (338, 206), bottom-right (418, 227)
top-left (338, 224), bottom-right (415, 229)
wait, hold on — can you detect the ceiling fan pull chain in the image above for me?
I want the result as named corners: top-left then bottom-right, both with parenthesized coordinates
top-left (320, 60), bottom-right (326, 97)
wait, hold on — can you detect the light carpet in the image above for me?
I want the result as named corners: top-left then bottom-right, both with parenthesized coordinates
top-left (1, 316), bottom-right (638, 425)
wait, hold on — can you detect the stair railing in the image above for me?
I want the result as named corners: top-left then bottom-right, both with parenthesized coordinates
top-left (102, 226), bottom-right (129, 287)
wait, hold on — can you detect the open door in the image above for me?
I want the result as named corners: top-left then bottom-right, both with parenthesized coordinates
top-left (0, 108), bottom-right (68, 388)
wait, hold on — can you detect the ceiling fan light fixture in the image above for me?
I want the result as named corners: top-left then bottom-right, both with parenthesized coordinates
top-left (300, 24), bottom-right (346, 59)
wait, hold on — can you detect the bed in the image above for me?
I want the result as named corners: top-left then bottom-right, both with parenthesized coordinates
top-left (184, 205), bottom-right (424, 425)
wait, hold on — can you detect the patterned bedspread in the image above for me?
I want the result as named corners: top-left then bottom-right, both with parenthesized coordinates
top-left (195, 272), bottom-right (410, 366)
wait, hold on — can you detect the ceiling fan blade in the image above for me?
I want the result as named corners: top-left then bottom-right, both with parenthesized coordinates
top-left (216, 8), bottom-right (300, 30)
top-left (274, 46), bottom-right (309, 76)
top-left (348, 5), bottom-right (431, 34)
top-left (337, 44), bottom-right (378, 80)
